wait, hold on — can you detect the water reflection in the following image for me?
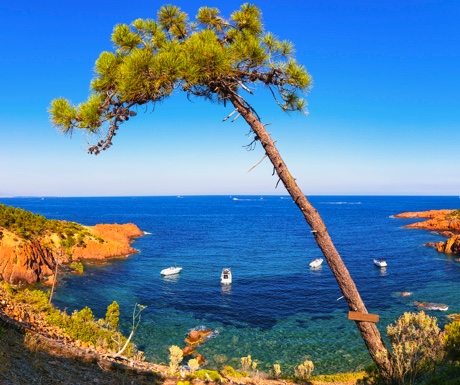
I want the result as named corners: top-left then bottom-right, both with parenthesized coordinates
top-left (221, 284), bottom-right (232, 295)
top-left (162, 274), bottom-right (180, 283)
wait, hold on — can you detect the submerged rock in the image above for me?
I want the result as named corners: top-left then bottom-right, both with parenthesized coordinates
top-left (185, 328), bottom-right (213, 346)
top-left (414, 301), bottom-right (449, 311)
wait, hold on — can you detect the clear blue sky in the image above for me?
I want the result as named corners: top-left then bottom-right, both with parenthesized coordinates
top-left (1, 0), bottom-right (459, 196)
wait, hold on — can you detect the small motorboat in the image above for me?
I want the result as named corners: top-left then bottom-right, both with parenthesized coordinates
top-left (309, 258), bottom-right (323, 268)
top-left (374, 259), bottom-right (387, 268)
top-left (221, 268), bottom-right (232, 284)
top-left (160, 266), bottom-right (182, 276)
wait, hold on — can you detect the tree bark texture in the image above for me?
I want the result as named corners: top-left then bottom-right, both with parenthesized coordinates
top-left (227, 92), bottom-right (394, 382)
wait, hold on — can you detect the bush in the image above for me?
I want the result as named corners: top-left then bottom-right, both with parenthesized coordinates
top-left (294, 359), bottom-right (314, 380)
top-left (169, 345), bottom-right (183, 374)
top-left (1, 285), bottom-right (135, 356)
top-left (221, 365), bottom-right (245, 378)
top-left (387, 311), bottom-right (445, 385)
top-left (444, 319), bottom-right (460, 362)
top-left (193, 369), bottom-right (222, 382)
top-left (70, 261), bottom-right (84, 274)
top-left (105, 301), bottom-right (120, 330)
top-left (240, 355), bottom-right (252, 371)
top-left (187, 358), bottom-right (200, 374)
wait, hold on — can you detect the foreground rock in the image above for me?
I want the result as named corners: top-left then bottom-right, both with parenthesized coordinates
top-left (0, 223), bottom-right (144, 285)
top-left (394, 209), bottom-right (460, 255)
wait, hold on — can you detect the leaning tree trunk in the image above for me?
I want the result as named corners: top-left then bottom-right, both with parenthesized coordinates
top-left (227, 91), bottom-right (394, 382)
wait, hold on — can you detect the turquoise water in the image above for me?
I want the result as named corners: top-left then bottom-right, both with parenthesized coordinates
top-left (2, 195), bottom-right (460, 374)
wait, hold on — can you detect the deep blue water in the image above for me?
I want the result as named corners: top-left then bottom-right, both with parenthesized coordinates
top-left (1, 195), bottom-right (460, 374)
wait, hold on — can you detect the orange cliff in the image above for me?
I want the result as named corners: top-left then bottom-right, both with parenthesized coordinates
top-left (394, 209), bottom-right (460, 255)
top-left (0, 223), bottom-right (144, 285)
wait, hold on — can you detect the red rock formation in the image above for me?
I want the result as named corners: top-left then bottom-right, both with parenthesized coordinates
top-left (0, 236), bottom-right (55, 284)
top-left (395, 209), bottom-right (460, 255)
top-left (394, 209), bottom-right (460, 232)
top-left (185, 329), bottom-right (213, 346)
top-left (0, 223), bottom-right (144, 285)
top-left (72, 223), bottom-right (144, 260)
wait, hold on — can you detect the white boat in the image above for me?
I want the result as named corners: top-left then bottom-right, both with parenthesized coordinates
top-left (309, 258), bottom-right (323, 268)
top-left (374, 259), bottom-right (387, 267)
top-left (221, 268), bottom-right (232, 284)
top-left (160, 266), bottom-right (182, 276)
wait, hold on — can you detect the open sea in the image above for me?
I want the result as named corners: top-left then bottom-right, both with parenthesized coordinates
top-left (1, 195), bottom-right (460, 375)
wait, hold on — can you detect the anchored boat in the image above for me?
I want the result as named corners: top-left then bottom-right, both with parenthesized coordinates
top-left (374, 259), bottom-right (387, 268)
top-left (160, 266), bottom-right (182, 276)
top-left (221, 268), bottom-right (232, 284)
top-left (309, 258), bottom-right (323, 268)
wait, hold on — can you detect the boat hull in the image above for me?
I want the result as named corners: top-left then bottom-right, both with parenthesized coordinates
top-left (221, 268), bottom-right (232, 284)
top-left (309, 258), bottom-right (323, 268)
top-left (160, 267), bottom-right (182, 276)
top-left (373, 259), bottom-right (387, 267)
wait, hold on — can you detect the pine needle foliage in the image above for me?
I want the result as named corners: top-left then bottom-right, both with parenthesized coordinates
top-left (49, 3), bottom-right (312, 155)
top-left (0, 203), bottom-right (90, 241)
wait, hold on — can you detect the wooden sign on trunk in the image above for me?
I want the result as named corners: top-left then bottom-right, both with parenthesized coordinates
top-left (348, 311), bottom-right (379, 323)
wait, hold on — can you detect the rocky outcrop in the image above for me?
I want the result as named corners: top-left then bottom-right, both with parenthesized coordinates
top-left (0, 223), bottom-right (144, 285)
top-left (395, 209), bottom-right (460, 255)
top-left (430, 235), bottom-right (460, 254)
top-left (0, 233), bottom-right (55, 285)
top-left (394, 210), bottom-right (460, 232)
top-left (72, 223), bottom-right (144, 260)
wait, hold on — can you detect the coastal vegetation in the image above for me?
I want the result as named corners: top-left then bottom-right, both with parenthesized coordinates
top-left (0, 203), bottom-right (143, 285)
top-left (1, 284), bottom-right (138, 357)
top-left (70, 261), bottom-right (84, 274)
top-left (49, 3), bottom-right (395, 380)
top-left (0, 203), bottom-right (92, 245)
top-left (1, 272), bottom-right (460, 383)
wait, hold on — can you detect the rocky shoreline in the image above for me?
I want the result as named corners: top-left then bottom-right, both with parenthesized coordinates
top-left (0, 223), bottom-right (144, 285)
top-left (0, 294), bottom-right (362, 385)
top-left (394, 209), bottom-right (460, 255)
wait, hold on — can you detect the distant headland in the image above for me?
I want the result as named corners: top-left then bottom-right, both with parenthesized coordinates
top-left (0, 203), bottom-right (144, 285)
top-left (394, 209), bottom-right (460, 255)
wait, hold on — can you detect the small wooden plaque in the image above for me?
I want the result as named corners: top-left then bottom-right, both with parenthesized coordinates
top-left (348, 311), bottom-right (379, 323)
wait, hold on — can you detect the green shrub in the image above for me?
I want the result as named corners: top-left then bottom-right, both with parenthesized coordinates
top-left (70, 261), bottom-right (84, 274)
top-left (357, 363), bottom-right (381, 384)
top-left (0, 204), bottom-right (89, 241)
top-left (3, 286), bottom-right (135, 356)
top-left (220, 365), bottom-right (245, 378)
top-left (425, 364), bottom-right (460, 385)
top-left (444, 319), bottom-right (460, 361)
top-left (193, 369), bottom-right (222, 382)
top-left (105, 301), bottom-right (120, 329)
top-left (447, 209), bottom-right (460, 219)
top-left (387, 311), bottom-right (445, 385)
top-left (13, 288), bottom-right (52, 314)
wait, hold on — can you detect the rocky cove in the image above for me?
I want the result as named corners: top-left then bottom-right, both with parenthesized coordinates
top-left (1, 201), bottom-right (459, 384)
top-left (2, 207), bottom-right (458, 289)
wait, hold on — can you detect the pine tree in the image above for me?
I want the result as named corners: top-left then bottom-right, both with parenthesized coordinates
top-left (106, 301), bottom-right (120, 330)
top-left (50, 4), bottom-right (393, 381)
